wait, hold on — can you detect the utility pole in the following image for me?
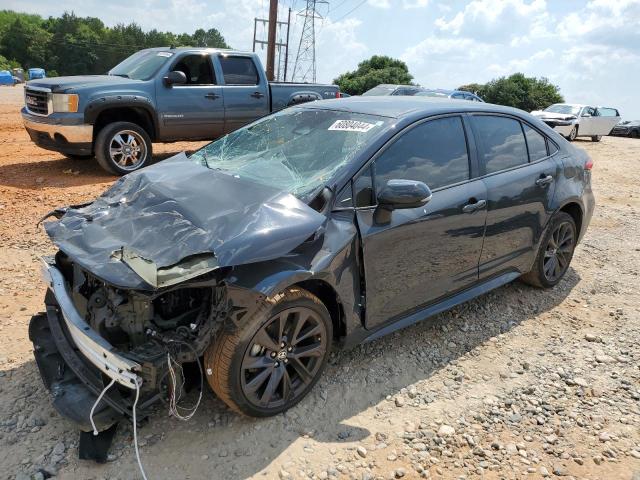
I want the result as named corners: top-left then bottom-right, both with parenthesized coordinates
top-left (253, 6), bottom-right (292, 81)
top-left (265, 0), bottom-right (278, 81)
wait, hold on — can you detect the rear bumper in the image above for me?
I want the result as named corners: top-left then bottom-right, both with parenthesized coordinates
top-left (22, 109), bottom-right (93, 155)
top-left (29, 259), bottom-right (151, 431)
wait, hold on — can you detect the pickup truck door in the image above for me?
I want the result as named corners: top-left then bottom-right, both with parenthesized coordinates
top-left (213, 54), bottom-right (270, 133)
top-left (155, 53), bottom-right (225, 141)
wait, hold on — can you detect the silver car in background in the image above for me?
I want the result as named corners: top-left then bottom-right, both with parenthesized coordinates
top-left (531, 103), bottom-right (620, 142)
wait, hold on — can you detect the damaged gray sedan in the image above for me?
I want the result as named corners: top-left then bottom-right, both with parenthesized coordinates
top-left (30, 97), bottom-right (593, 458)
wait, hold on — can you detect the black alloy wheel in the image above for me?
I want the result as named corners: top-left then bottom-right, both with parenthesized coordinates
top-left (240, 307), bottom-right (328, 410)
top-left (542, 220), bottom-right (575, 283)
top-left (521, 211), bottom-right (577, 288)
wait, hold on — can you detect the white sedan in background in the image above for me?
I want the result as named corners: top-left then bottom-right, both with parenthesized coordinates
top-left (531, 103), bottom-right (621, 142)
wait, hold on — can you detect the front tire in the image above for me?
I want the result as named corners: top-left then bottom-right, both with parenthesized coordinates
top-left (204, 287), bottom-right (332, 417)
top-left (95, 122), bottom-right (152, 175)
top-left (567, 126), bottom-right (578, 141)
top-left (521, 212), bottom-right (577, 288)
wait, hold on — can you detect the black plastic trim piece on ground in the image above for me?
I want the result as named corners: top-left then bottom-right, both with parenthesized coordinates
top-left (79, 423), bottom-right (119, 463)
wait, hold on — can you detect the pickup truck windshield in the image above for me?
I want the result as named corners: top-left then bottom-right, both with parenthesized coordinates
top-left (190, 108), bottom-right (390, 199)
top-left (109, 50), bottom-right (173, 80)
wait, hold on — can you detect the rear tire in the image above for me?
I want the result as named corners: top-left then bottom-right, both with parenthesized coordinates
top-left (521, 212), bottom-right (577, 289)
top-left (204, 287), bottom-right (332, 417)
top-left (95, 121), bottom-right (152, 175)
top-left (591, 135), bottom-right (602, 142)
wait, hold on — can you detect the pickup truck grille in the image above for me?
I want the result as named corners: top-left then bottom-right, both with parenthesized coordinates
top-left (25, 87), bottom-right (50, 116)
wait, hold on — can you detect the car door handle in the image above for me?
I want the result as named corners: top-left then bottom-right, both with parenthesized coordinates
top-left (536, 174), bottom-right (554, 186)
top-left (250, 91), bottom-right (265, 99)
top-left (204, 93), bottom-right (220, 100)
top-left (462, 199), bottom-right (487, 213)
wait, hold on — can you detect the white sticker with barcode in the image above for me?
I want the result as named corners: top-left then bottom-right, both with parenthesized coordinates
top-left (328, 120), bottom-right (377, 132)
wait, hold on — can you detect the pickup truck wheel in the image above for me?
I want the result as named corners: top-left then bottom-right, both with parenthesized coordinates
top-left (567, 126), bottom-right (578, 141)
top-left (204, 287), bottom-right (332, 417)
top-left (95, 122), bottom-right (152, 175)
top-left (591, 135), bottom-right (602, 142)
top-left (521, 212), bottom-right (577, 289)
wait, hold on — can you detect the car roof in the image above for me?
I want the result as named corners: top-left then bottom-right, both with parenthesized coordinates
top-left (301, 96), bottom-right (523, 119)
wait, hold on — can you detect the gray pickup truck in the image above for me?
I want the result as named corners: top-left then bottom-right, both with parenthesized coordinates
top-left (21, 47), bottom-right (340, 174)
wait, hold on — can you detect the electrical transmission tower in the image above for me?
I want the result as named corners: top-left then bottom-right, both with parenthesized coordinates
top-left (292, 0), bottom-right (327, 83)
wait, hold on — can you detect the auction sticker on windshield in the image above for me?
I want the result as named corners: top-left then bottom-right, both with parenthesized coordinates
top-left (328, 120), bottom-right (378, 133)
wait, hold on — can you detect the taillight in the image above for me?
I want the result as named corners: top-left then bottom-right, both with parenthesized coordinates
top-left (336, 91), bottom-right (341, 98)
top-left (585, 158), bottom-right (594, 170)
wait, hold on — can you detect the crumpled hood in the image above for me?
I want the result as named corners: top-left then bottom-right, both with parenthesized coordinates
top-left (45, 154), bottom-right (326, 290)
top-left (531, 110), bottom-right (577, 121)
top-left (27, 75), bottom-right (139, 93)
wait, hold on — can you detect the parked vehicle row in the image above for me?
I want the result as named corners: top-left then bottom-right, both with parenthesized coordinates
top-left (31, 97), bottom-right (594, 452)
top-left (21, 47), bottom-right (339, 174)
top-left (362, 84), bottom-right (485, 102)
top-left (531, 103), bottom-right (620, 142)
top-left (610, 120), bottom-right (640, 138)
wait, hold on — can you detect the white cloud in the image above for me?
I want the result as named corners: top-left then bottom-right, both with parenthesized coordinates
top-left (435, 0), bottom-right (550, 43)
top-left (402, 0), bottom-right (429, 9)
top-left (368, 0), bottom-right (391, 8)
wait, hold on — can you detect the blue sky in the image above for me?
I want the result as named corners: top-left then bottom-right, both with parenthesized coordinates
top-left (7, 0), bottom-right (640, 118)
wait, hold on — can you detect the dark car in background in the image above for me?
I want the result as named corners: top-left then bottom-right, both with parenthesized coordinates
top-left (362, 84), bottom-right (424, 96)
top-left (610, 120), bottom-right (640, 138)
top-left (416, 88), bottom-right (484, 102)
top-left (31, 98), bottom-right (594, 447)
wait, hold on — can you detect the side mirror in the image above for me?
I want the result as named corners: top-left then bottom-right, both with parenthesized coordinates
top-left (377, 179), bottom-right (432, 210)
top-left (163, 70), bottom-right (187, 86)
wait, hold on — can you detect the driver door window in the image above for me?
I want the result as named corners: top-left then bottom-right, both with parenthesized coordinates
top-left (172, 55), bottom-right (215, 85)
top-left (374, 116), bottom-right (470, 193)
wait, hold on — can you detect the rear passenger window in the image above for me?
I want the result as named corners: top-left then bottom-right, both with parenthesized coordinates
top-left (219, 56), bottom-right (259, 85)
top-left (374, 116), bottom-right (470, 191)
top-left (473, 116), bottom-right (528, 174)
top-left (523, 124), bottom-right (548, 161)
top-left (548, 141), bottom-right (559, 155)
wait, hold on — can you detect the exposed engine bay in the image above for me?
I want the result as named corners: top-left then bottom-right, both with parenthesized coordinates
top-left (54, 250), bottom-right (229, 397)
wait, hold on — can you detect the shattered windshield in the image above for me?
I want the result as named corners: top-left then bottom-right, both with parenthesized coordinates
top-left (190, 108), bottom-right (390, 199)
top-left (544, 104), bottom-right (580, 115)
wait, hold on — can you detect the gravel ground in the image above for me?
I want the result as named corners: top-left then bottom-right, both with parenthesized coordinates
top-left (1, 86), bottom-right (639, 480)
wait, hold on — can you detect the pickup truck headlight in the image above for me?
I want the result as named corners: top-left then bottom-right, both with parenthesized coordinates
top-left (51, 93), bottom-right (79, 113)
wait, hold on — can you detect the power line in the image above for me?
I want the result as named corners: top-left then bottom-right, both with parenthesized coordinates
top-left (332, 0), bottom-right (367, 22)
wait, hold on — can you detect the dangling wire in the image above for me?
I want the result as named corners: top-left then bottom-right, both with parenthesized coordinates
top-left (89, 377), bottom-right (116, 436)
top-left (165, 340), bottom-right (203, 421)
top-left (133, 378), bottom-right (149, 480)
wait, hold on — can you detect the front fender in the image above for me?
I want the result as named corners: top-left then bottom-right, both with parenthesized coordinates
top-left (84, 95), bottom-right (157, 127)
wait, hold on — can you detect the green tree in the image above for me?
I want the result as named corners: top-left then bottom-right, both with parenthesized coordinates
top-left (458, 73), bottom-right (564, 111)
top-left (333, 55), bottom-right (414, 95)
top-left (0, 9), bottom-right (230, 76)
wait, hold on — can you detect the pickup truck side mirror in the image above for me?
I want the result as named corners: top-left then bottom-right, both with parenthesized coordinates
top-left (163, 70), bottom-right (187, 87)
